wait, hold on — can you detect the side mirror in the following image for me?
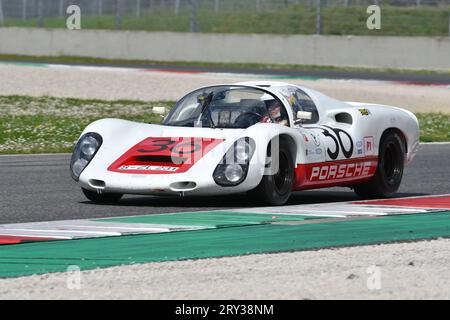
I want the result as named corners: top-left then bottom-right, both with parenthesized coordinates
top-left (294, 111), bottom-right (312, 125)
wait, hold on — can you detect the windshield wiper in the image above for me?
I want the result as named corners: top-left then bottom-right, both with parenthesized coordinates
top-left (198, 92), bottom-right (216, 129)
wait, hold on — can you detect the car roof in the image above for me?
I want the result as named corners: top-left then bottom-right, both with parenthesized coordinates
top-left (233, 81), bottom-right (322, 102)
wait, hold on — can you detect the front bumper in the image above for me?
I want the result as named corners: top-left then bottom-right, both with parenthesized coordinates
top-left (78, 162), bottom-right (263, 196)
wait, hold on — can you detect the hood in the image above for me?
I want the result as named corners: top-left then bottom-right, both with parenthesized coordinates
top-left (82, 118), bottom-right (245, 175)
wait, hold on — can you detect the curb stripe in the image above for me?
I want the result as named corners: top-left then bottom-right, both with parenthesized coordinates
top-left (2, 60), bottom-right (450, 88)
top-left (354, 195), bottom-right (450, 209)
top-left (1, 211), bottom-right (450, 278)
top-left (0, 196), bottom-right (448, 246)
top-left (0, 235), bottom-right (64, 245)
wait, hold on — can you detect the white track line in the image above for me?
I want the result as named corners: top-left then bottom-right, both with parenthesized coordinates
top-left (58, 224), bottom-right (170, 231)
top-left (0, 234), bottom-right (71, 240)
top-left (420, 142), bottom-right (450, 145)
top-left (0, 228), bottom-right (122, 236)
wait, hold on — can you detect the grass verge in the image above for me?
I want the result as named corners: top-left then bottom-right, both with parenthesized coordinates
top-left (3, 5), bottom-right (450, 37)
top-left (0, 96), bottom-right (172, 154)
top-left (0, 96), bottom-right (448, 154)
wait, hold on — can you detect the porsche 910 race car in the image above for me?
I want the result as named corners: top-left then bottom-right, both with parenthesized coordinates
top-left (70, 81), bottom-right (420, 205)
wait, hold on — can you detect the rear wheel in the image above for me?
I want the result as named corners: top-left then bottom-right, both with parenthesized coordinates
top-left (249, 141), bottom-right (294, 205)
top-left (353, 131), bottom-right (405, 199)
top-left (82, 188), bottom-right (123, 204)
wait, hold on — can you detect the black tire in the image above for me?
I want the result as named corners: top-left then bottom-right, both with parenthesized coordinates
top-left (353, 131), bottom-right (405, 199)
top-left (82, 188), bottom-right (123, 204)
top-left (249, 140), bottom-right (294, 205)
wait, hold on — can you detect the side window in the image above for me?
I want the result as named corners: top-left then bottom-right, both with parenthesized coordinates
top-left (287, 88), bottom-right (319, 125)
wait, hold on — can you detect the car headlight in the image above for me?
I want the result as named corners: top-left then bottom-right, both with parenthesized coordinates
top-left (224, 163), bottom-right (244, 183)
top-left (213, 137), bottom-right (255, 187)
top-left (235, 139), bottom-right (251, 163)
top-left (70, 132), bottom-right (103, 181)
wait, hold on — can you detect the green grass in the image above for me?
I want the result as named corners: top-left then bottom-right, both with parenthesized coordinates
top-left (4, 5), bottom-right (450, 36)
top-left (0, 96), bottom-right (173, 154)
top-left (0, 96), bottom-right (448, 154)
top-left (416, 113), bottom-right (450, 143)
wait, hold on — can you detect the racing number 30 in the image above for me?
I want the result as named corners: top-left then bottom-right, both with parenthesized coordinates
top-left (137, 138), bottom-right (202, 154)
top-left (316, 126), bottom-right (354, 160)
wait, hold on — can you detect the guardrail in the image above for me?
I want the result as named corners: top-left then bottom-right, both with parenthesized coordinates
top-left (0, 0), bottom-right (450, 36)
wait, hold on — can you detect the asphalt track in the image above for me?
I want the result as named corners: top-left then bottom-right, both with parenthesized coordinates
top-left (0, 143), bottom-right (449, 225)
top-left (4, 59), bottom-right (450, 84)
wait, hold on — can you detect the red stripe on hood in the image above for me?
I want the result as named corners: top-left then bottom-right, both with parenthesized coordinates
top-left (108, 137), bottom-right (224, 174)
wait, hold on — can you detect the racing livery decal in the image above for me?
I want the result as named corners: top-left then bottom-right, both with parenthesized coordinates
top-left (364, 136), bottom-right (375, 156)
top-left (108, 137), bottom-right (224, 174)
top-left (358, 108), bottom-right (371, 116)
top-left (293, 156), bottom-right (378, 190)
top-left (310, 126), bottom-right (354, 160)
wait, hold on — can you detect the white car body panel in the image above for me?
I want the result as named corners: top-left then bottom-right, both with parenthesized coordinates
top-left (74, 81), bottom-right (420, 197)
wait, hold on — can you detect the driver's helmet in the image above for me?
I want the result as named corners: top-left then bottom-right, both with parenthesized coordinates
top-left (267, 102), bottom-right (282, 119)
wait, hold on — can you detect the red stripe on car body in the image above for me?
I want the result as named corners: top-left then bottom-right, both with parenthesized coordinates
top-left (294, 156), bottom-right (378, 190)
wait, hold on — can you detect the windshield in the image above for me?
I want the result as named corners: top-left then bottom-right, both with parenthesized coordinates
top-left (163, 86), bottom-right (289, 129)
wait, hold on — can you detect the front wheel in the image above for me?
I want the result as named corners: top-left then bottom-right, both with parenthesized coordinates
top-left (353, 131), bottom-right (405, 199)
top-left (248, 141), bottom-right (294, 206)
top-left (82, 188), bottom-right (123, 204)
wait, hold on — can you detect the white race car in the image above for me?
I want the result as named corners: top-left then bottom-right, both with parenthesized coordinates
top-left (70, 81), bottom-right (420, 205)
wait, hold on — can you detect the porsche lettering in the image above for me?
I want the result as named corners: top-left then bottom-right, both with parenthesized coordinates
top-left (310, 162), bottom-right (373, 181)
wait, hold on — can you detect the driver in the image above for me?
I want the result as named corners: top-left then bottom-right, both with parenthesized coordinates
top-left (260, 102), bottom-right (288, 126)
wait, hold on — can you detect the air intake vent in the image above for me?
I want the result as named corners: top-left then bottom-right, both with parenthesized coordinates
top-left (89, 179), bottom-right (106, 189)
top-left (170, 182), bottom-right (197, 191)
top-left (335, 112), bottom-right (353, 125)
top-left (134, 155), bottom-right (186, 164)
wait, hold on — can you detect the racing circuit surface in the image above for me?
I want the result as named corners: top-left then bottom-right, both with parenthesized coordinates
top-left (0, 144), bottom-right (449, 224)
top-left (0, 62), bottom-right (449, 300)
top-left (1, 61), bottom-right (450, 114)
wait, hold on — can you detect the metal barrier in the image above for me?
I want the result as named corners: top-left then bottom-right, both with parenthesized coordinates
top-left (0, 0), bottom-right (449, 36)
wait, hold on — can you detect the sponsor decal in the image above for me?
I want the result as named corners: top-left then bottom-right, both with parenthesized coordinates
top-left (301, 133), bottom-right (310, 143)
top-left (309, 161), bottom-right (373, 182)
top-left (310, 133), bottom-right (321, 146)
top-left (293, 156), bottom-right (378, 189)
top-left (356, 140), bottom-right (364, 155)
top-left (358, 108), bottom-right (371, 116)
top-left (364, 136), bottom-right (375, 156)
top-left (306, 148), bottom-right (323, 157)
top-left (118, 165), bottom-right (178, 172)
